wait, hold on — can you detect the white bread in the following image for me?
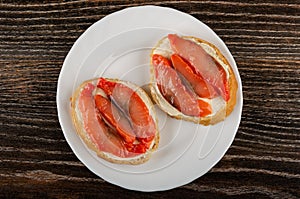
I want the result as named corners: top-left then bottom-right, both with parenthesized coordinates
top-left (150, 35), bottom-right (238, 125)
top-left (71, 78), bottom-right (159, 164)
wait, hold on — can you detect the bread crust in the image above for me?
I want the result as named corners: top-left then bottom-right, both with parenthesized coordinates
top-left (71, 78), bottom-right (159, 164)
top-left (150, 36), bottom-right (238, 125)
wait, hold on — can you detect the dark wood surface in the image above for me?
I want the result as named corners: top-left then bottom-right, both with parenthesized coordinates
top-left (1, 0), bottom-right (299, 198)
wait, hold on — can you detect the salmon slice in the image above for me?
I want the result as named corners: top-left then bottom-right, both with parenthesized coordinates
top-left (217, 61), bottom-right (230, 101)
top-left (78, 83), bottom-right (136, 158)
top-left (94, 94), bottom-right (136, 143)
top-left (97, 78), bottom-right (156, 145)
top-left (128, 92), bottom-right (156, 141)
top-left (152, 54), bottom-right (212, 117)
top-left (168, 34), bottom-right (230, 101)
top-left (170, 54), bottom-right (217, 99)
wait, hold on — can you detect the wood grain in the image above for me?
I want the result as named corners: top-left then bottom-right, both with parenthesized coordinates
top-left (0, 0), bottom-right (299, 198)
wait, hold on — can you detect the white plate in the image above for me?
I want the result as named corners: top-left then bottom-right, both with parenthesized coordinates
top-left (57, 5), bottom-right (243, 192)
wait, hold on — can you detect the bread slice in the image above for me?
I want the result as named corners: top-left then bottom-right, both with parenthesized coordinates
top-left (71, 78), bottom-right (159, 164)
top-left (150, 35), bottom-right (238, 125)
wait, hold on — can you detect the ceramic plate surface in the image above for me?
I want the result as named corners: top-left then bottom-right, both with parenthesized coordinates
top-left (57, 5), bottom-right (243, 191)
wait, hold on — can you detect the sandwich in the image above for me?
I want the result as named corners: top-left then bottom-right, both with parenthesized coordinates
top-left (150, 34), bottom-right (238, 125)
top-left (71, 77), bottom-right (159, 164)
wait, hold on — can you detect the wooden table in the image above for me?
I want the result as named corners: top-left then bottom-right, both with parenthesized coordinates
top-left (1, 1), bottom-right (299, 198)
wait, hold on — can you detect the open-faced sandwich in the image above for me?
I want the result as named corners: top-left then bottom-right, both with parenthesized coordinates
top-left (150, 34), bottom-right (238, 125)
top-left (71, 77), bottom-right (159, 164)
